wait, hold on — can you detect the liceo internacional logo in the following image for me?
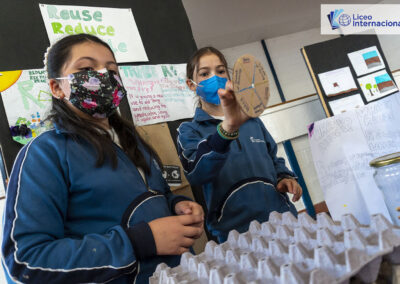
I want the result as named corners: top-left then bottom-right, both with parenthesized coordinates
top-left (328, 9), bottom-right (344, 29)
top-left (322, 4), bottom-right (400, 35)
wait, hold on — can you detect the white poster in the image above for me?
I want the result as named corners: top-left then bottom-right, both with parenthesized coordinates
top-left (392, 70), bottom-right (400, 89)
top-left (358, 70), bottom-right (398, 102)
top-left (119, 64), bottom-right (196, 126)
top-left (347, 46), bottom-right (385, 77)
top-left (39, 4), bottom-right (148, 63)
top-left (318, 67), bottom-right (358, 97)
top-left (0, 69), bottom-right (53, 145)
top-left (309, 93), bottom-right (400, 224)
top-left (0, 168), bottom-right (4, 198)
top-left (328, 94), bottom-right (364, 115)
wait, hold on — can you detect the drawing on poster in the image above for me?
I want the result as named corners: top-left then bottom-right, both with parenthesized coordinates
top-left (318, 67), bottom-right (358, 97)
top-left (347, 46), bottom-right (385, 76)
top-left (0, 70), bottom-right (23, 92)
top-left (358, 70), bottom-right (398, 102)
top-left (1, 69), bottom-right (53, 144)
top-left (363, 50), bottom-right (381, 69)
top-left (328, 94), bottom-right (365, 115)
top-left (119, 64), bottom-right (196, 126)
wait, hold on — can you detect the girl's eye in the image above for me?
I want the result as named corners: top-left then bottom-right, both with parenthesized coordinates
top-left (80, 67), bottom-right (94, 71)
top-left (108, 69), bottom-right (118, 75)
top-left (218, 69), bottom-right (226, 74)
top-left (200, 72), bottom-right (209, 77)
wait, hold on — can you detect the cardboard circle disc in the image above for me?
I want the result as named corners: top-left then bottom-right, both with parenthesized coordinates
top-left (232, 54), bottom-right (270, 117)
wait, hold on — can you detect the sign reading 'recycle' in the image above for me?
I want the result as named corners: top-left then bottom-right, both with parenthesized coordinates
top-left (321, 4), bottom-right (400, 35)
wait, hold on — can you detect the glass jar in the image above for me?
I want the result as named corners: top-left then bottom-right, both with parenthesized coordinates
top-left (370, 152), bottom-right (400, 226)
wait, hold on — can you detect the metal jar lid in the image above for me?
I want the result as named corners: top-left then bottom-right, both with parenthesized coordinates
top-left (370, 152), bottom-right (400, 168)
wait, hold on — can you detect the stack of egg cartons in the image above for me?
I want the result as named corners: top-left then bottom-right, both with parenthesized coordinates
top-left (150, 212), bottom-right (400, 284)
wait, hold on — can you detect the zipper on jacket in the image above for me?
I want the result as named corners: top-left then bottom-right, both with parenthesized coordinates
top-left (147, 187), bottom-right (158, 194)
top-left (236, 139), bottom-right (242, 150)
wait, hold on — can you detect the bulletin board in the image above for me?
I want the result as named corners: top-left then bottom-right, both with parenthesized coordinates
top-left (301, 34), bottom-right (397, 117)
top-left (0, 0), bottom-right (197, 175)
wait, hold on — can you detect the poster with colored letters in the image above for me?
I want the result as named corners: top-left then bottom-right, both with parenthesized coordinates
top-left (119, 64), bottom-right (197, 126)
top-left (39, 4), bottom-right (148, 63)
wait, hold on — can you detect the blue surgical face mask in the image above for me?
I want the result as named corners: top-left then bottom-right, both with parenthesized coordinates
top-left (195, 75), bottom-right (228, 105)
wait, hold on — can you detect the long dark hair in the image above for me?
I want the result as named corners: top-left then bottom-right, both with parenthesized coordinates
top-left (45, 34), bottom-right (161, 173)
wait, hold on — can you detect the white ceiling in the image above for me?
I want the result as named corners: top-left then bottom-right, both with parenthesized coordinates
top-left (182, 0), bottom-right (382, 49)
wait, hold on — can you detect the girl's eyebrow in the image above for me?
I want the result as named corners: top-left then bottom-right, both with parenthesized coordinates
top-left (106, 61), bottom-right (118, 67)
top-left (198, 66), bottom-right (210, 72)
top-left (74, 57), bottom-right (117, 67)
top-left (75, 57), bottom-right (96, 63)
top-left (197, 64), bottom-right (226, 73)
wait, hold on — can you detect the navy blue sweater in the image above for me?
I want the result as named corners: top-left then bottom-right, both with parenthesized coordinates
top-left (177, 108), bottom-right (297, 242)
top-left (2, 127), bottom-right (189, 283)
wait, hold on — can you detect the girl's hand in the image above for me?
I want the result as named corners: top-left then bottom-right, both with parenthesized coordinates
top-left (149, 215), bottom-right (204, 255)
top-left (175, 201), bottom-right (204, 217)
top-left (277, 178), bottom-right (303, 202)
top-left (175, 201), bottom-right (204, 229)
top-left (218, 80), bottom-right (249, 132)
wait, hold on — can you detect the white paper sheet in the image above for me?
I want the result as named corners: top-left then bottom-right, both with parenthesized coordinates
top-left (0, 169), bottom-right (4, 198)
top-left (309, 93), bottom-right (400, 224)
top-left (392, 70), bottom-right (400, 89)
top-left (119, 64), bottom-right (197, 126)
top-left (318, 67), bottom-right (358, 97)
top-left (0, 69), bottom-right (53, 145)
top-left (347, 46), bottom-right (385, 76)
top-left (39, 4), bottom-right (148, 63)
top-left (328, 94), bottom-right (365, 115)
top-left (358, 70), bottom-right (398, 102)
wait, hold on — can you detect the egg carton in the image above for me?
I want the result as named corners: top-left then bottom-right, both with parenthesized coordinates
top-left (150, 212), bottom-right (400, 284)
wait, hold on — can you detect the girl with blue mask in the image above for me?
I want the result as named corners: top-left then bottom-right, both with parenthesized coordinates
top-left (179, 47), bottom-right (303, 243)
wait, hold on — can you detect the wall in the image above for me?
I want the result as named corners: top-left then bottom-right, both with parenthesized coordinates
top-left (265, 28), bottom-right (339, 101)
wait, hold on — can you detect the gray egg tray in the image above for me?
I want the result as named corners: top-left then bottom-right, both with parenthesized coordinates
top-left (150, 212), bottom-right (400, 284)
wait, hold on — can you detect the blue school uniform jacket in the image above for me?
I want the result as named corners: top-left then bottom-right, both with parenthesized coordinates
top-left (2, 126), bottom-right (189, 283)
top-left (177, 108), bottom-right (298, 242)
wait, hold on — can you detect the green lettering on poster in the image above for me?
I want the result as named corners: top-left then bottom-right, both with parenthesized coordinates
top-left (106, 26), bottom-right (115, 36)
top-left (51, 22), bottom-right (64, 34)
top-left (93, 11), bottom-right (103, 22)
top-left (60, 10), bottom-right (70, 20)
top-left (162, 66), bottom-right (175, 78)
top-left (75, 23), bottom-right (84, 34)
top-left (119, 42), bottom-right (127, 52)
top-left (65, 25), bottom-right (74, 35)
top-left (47, 5), bottom-right (59, 19)
top-left (82, 10), bottom-right (92, 21)
top-left (69, 10), bottom-right (81, 20)
top-left (97, 25), bottom-right (106, 36)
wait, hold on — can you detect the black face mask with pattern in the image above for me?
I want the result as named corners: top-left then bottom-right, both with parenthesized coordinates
top-left (58, 69), bottom-right (127, 118)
